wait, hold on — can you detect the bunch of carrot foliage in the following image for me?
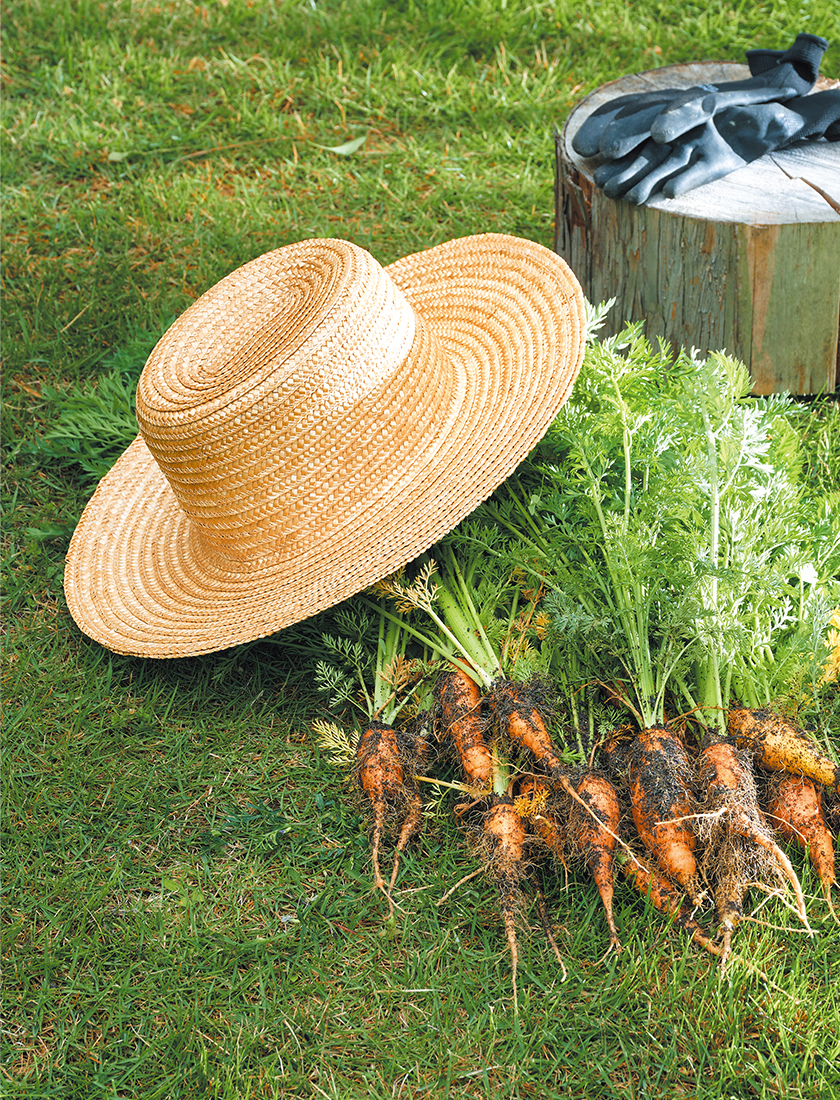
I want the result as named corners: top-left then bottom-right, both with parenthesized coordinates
top-left (310, 312), bottom-right (840, 1008)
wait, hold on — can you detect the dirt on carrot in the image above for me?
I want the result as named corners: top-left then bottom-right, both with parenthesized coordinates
top-left (727, 706), bottom-right (840, 792)
top-left (493, 677), bottom-right (562, 772)
top-left (356, 719), bottom-right (425, 915)
top-left (696, 735), bottom-right (810, 959)
top-left (628, 726), bottom-right (704, 906)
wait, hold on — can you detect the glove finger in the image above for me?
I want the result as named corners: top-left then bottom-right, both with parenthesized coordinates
top-left (651, 84), bottom-right (802, 143)
top-left (573, 104), bottom-right (628, 156)
top-left (661, 153), bottom-right (745, 198)
top-left (747, 34), bottom-right (829, 80)
top-left (595, 142), bottom-right (673, 198)
top-left (600, 102), bottom-right (677, 159)
top-left (623, 143), bottom-right (695, 204)
top-left (572, 91), bottom-right (679, 156)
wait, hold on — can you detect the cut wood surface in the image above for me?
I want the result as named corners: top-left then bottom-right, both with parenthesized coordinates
top-left (555, 63), bottom-right (840, 394)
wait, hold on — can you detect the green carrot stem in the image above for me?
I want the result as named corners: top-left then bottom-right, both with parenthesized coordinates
top-left (359, 596), bottom-right (495, 690)
top-left (491, 747), bottom-right (511, 797)
top-left (434, 582), bottom-right (498, 681)
top-left (373, 612), bottom-right (396, 716)
top-left (438, 545), bottom-right (501, 677)
top-left (501, 480), bottom-right (551, 550)
top-left (361, 597), bottom-right (468, 673)
top-left (613, 376), bottom-right (633, 529)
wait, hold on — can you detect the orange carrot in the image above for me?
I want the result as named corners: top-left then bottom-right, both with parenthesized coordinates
top-left (482, 794), bottom-right (529, 1011)
top-left (517, 770), bottom-right (622, 953)
top-left (569, 771), bottom-right (622, 952)
top-left (727, 707), bottom-right (840, 792)
top-left (493, 678), bottom-right (562, 772)
top-left (436, 665), bottom-right (491, 786)
top-left (621, 852), bottom-right (721, 957)
top-left (767, 774), bottom-right (837, 919)
top-left (697, 736), bottom-right (809, 959)
top-left (355, 720), bottom-right (407, 914)
top-left (696, 739), bottom-right (748, 961)
top-left (387, 788), bottom-right (423, 897)
top-left (628, 726), bottom-right (703, 905)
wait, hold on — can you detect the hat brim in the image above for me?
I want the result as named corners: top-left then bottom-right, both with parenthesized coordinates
top-left (64, 234), bottom-right (586, 657)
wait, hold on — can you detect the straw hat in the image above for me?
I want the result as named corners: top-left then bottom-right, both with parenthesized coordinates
top-left (64, 234), bottom-right (586, 658)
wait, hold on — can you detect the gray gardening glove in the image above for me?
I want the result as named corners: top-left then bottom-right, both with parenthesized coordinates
top-left (573, 33), bottom-right (829, 160)
top-left (594, 89), bottom-right (840, 204)
top-left (650, 33), bottom-right (830, 143)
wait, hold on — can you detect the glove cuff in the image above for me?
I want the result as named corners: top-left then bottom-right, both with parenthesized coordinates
top-left (746, 33), bottom-right (829, 87)
top-left (788, 88), bottom-right (840, 143)
top-left (746, 48), bottom-right (786, 77)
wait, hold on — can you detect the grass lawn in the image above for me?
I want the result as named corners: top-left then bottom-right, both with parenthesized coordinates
top-left (3, 1), bottom-right (840, 1097)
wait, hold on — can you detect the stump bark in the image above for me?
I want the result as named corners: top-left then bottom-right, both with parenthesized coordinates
top-left (555, 62), bottom-right (840, 395)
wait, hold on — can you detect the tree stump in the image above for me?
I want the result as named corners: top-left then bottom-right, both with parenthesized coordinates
top-left (554, 62), bottom-right (840, 394)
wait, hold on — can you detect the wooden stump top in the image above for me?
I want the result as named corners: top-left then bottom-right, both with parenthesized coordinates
top-left (562, 62), bottom-right (840, 226)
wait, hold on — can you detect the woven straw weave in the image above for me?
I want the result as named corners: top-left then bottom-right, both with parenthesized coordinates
top-left (64, 233), bottom-right (586, 657)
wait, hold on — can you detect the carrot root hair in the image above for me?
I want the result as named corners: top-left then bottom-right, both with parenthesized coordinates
top-left (698, 737), bottom-right (811, 938)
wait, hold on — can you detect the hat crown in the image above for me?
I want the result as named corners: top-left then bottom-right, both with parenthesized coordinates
top-left (136, 239), bottom-right (426, 560)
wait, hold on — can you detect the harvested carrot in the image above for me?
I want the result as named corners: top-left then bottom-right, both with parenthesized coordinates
top-left (387, 789), bottom-right (422, 889)
top-left (767, 773), bottom-right (838, 920)
top-left (620, 851), bottom-right (721, 958)
top-left (481, 794), bottom-right (529, 1011)
top-left (449, 780), bottom-right (566, 1008)
top-left (517, 770), bottom-right (622, 953)
top-left (628, 726), bottom-right (703, 905)
top-left (355, 720), bottom-right (409, 914)
top-left (494, 678), bottom-right (562, 772)
top-left (727, 707), bottom-right (840, 792)
top-left (696, 739), bottom-right (749, 962)
top-left (569, 771), bottom-right (622, 952)
top-left (697, 736), bottom-right (809, 960)
top-left (436, 665), bottom-right (491, 786)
